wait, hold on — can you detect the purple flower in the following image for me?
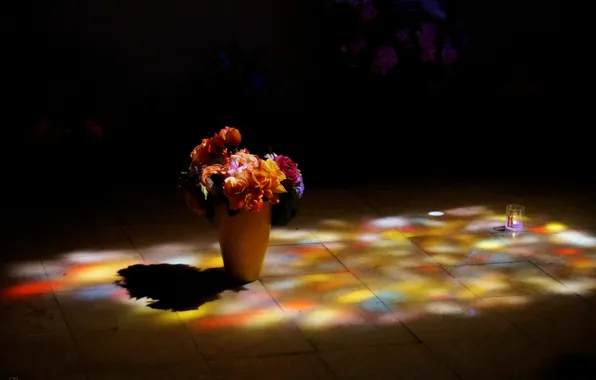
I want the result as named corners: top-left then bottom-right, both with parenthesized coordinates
top-left (295, 177), bottom-right (305, 198)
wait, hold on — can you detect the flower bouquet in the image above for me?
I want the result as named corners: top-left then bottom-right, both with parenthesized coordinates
top-left (178, 127), bottom-right (304, 282)
top-left (179, 126), bottom-right (304, 225)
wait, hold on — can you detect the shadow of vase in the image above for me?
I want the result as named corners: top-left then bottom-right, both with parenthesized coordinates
top-left (116, 264), bottom-right (248, 312)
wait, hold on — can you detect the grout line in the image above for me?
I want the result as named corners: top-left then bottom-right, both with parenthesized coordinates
top-left (348, 269), bottom-right (423, 344)
top-left (315, 353), bottom-right (342, 380)
top-left (257, 279), bottom-right (319, 354)
top-left (177, 311), bottom-right (217, 378)
top-left (260, 268), bottom-right (349, 279)
top-left (40, 260), bottom-right (90, 380)
top-left (527, 260), bottom-right (580, 295)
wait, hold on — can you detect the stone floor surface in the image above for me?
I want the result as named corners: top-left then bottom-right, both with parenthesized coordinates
top-left (1, 183), bottom-right (595, 379)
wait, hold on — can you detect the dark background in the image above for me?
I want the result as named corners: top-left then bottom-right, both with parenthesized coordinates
top-left (11, 0), bottom-right (574, 194)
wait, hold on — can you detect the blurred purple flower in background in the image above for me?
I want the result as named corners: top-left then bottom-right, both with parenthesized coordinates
top-left (417, 21), bottom-right (437, 62)
top-left (396, 28), bottom-right (413, 49)
top-left (441, 40), bottom-right (458, 65)
top-left (342, 36), bottom-right (366, 55)
top-left (358, 1), bottom-right (378, 22)
top-left (371, 46), bottom-right (398, 75)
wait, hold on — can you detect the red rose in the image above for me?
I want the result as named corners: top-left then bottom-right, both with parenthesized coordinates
top-left (274, 155), bottom-right (300, 185)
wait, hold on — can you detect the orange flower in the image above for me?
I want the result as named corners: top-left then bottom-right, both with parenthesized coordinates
top-left (190, 139), bottom-right (211, 167)
top-left (222, 176), bottom-right (250, 210)
top-left (249, 159), bottom-right (287, 204)
top-left (244, 191), bottom-right (264, 212)
top-left (219, 127), bottom-right (242, 148)
top-left (209, 133), bottom-right (226, 155)
top-left (201, 164), bottom-right (224, 194)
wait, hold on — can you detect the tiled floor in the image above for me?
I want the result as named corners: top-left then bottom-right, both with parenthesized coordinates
top-left (1, 184), bottom-right (596, 379)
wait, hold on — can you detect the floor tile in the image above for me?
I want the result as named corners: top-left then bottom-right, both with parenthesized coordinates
top-left (3, 183), bottom-right (596, 380)
top-left (0, 260), bottom-right (53, 302)
top-left (537, 262), bottom-right (596, 297)
top-left (494, 228), bottom-right (596, 265)
top-left (261, 243), bottom-right (345, 277)
top-left (86, 362), bottom-right (214, 380)
top-left (0, 291), bottom-right (69, 336)
top-left (126, 224), bottom-right (218, 251)
top-left (176, 281), bottom-right (303, 358)
top-left (262, 272), bottom-right (381, 312)
top-left (77, 328), bottom-right (200, 371)
top-left (298, 189), bottom-right (378, 218)
top-left (0, 330), bottom-right (84, 378)
top-left (320, 343), bottom-right (459, 380)
top-left (185, 309), bottom-right (313, 359)
top-left (356, 267), bottom-right (476, 305)
top-left (0, 259), bottom-right (48, 287)
top-left (208, 353), bottom-right (336, 380)
top-left (425, 336), bottom-right (536, 380)
top-left (91, 226), bottom-right (136, 251)
top-left (55, 285), bottom-right (186, 333)
top-left (118, 199), bottom-right (202, 225)
top-left (446, 261), bottom-right (572, 297)
top-left (324, 240), bottom-right (437, 272)
top-left (483, 294), bottom-right (596, 340)
top-left (394, 298), bottom-right (522, 341)
top-left (14, 225), bottom-right (103, 260)
top-left (288, 305), bottom-right (417, 350)
top-left (176, 280), bottom-right (280, 320)
top-left (268, 226), bottom-right (319, 245)
top-left (307, 215), bottom-right (407, 244)
top-left (138, 242), bottom-right (223, 268)
top-left (392, 206), bottom-right (504, 238)
top-left (411, 233), bottom-right (522, 266)
top-left (43, 251), bottom-right (144, 292)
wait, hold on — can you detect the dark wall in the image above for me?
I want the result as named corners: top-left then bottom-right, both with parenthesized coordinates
top-left (19, 0), bottom-right (321, 116)
top-left (15, 0), bottom-right (574, 188)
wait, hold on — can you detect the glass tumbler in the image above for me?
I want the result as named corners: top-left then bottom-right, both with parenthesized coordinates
top-left (505, 204), bottom-right (525, 231)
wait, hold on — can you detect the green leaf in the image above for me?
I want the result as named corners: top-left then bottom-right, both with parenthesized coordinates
top-left (199, 183), bottom-right (209, 200)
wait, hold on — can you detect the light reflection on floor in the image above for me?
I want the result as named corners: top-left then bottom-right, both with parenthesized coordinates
top-left (1, 205), bottom-right (595, 331)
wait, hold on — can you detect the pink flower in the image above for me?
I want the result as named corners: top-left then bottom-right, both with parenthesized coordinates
top-left (357, 2), bottom-right (378, 22)
top-left (273, 155), bottom-right (301, 185)
top-left (371, 46), bottom-right (398, 76)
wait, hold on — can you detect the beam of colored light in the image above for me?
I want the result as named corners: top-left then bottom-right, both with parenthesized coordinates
top-left (336, 289), bottom-right (374, 304)
top-left (545, 223), bottom-right (567, 233)
top-left (556, 248), bottom-right (582, 256)
top-left (191, 314), bottom-right (254, 328)
top-left (1, 280), bottom-right (60, 298)
top-left (283, 300), bottom-right (319, 311)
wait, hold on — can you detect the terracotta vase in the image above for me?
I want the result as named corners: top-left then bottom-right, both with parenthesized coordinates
top-left (217, 203), bottom-right (271, 283)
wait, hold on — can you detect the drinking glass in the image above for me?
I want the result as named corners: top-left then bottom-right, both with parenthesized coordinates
top-left (505, 204), bottom-right (525, 231)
